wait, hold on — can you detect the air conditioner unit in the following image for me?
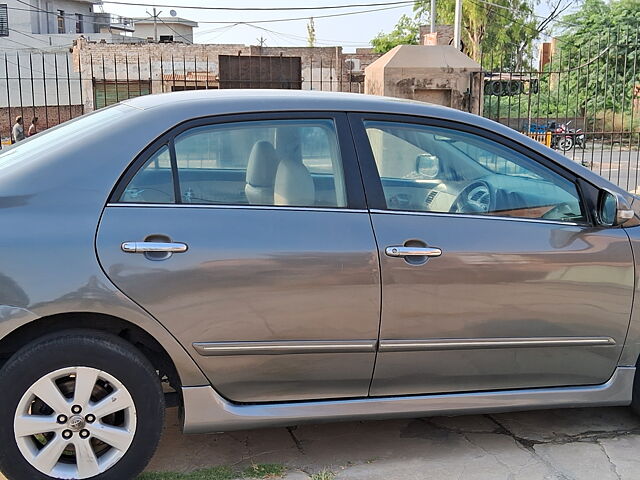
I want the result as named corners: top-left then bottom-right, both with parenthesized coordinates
top-left (345, 58), bottom-right (361, 72)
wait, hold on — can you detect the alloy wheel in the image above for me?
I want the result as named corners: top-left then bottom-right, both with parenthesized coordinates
top-left (13, 366), bottom-right (137, 479)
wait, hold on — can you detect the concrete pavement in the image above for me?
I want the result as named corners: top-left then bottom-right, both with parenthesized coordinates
top-left (143, 406), bottom-right (640, 479)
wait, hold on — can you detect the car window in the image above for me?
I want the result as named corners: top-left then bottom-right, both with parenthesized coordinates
top-left (120, 145), bottom-right (174, 203)
top-left (364, 121), bottom-right (585, 223)
top-left (173, 119), bottom-right (347, 207)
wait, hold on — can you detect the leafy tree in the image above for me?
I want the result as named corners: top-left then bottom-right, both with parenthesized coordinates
top-left (549, 0), bottom-right (640, 116)
top-left (483, 0), bottom-right (640, 128)
top-left (414, 0), bottom-right (570, 69)
top-left (371, 1), bottom-right (570, 69)
top-left (371, 14), bottom-right (421, 53)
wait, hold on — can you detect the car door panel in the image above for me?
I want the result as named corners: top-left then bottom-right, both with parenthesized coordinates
top-left (97, 206), bottom-right (380, 402)
top-left (368, 211), bottom-right (633, 396)
top-left (347, 113), bottom-right (635, 397)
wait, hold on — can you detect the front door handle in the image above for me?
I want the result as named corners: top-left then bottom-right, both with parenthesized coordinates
top-left (385, 246), bottom-right (442, 258)
top-left (121, 242), bottom-right (188, 253)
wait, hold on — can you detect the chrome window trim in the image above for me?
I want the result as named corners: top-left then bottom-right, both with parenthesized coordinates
top-left (370, 209), bottom-right (582, 226)
top-left (107, 203), bottom-right (368, 214)
top-left (378, 337), bottom-right (616, 352)
top-left (193, 340), bottom-right (378, 356)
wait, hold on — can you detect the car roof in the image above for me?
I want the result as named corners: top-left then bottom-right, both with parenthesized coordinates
top-left (123, 89), bottom-right (459, 117)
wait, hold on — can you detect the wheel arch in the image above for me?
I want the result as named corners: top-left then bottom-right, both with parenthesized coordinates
top-left (0, 312), bottom-right (184, 391)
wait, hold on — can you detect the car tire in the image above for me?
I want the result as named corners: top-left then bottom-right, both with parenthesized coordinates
top-left (0, 330), bottom-right (165, 480)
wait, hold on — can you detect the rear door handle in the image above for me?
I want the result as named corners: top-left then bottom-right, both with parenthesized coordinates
top-left (121, 242), bottom-right (188, 253)
top-left (385, 246), bottom-right (442, 257)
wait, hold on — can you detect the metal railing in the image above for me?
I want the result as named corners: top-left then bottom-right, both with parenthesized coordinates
top-left (476, 27), bottom-right (640, 193)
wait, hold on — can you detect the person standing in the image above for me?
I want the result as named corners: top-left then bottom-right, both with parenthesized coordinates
top-left (12, 116), bottom-right (24, 143)
top-left (27, 117), bottom-right (38, 137)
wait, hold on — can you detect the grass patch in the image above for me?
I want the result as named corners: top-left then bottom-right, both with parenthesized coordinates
top-left (138, 463), bottom-right (285, 480)
top-left (243, 463), bottom-right (285, 478)
top-left (310, 470), bottom-right (335, 480)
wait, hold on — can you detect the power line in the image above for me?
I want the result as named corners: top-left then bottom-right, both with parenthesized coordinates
top-left (101, 0), bottom-right (416, 11)
top-left (180, 4), bottom-right (418, 25)
top-left (157, 17), bottom-right (193, 44)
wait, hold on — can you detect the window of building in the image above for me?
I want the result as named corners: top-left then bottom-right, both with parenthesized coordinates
top-left (0, 5), bottom-right (8, 37)
top-left (159, 35), bottom-right (173, 43)
top-left (75, 14), bottom-right (83, 34)
top-left (93, 81), bottom-right (152, 109)
top-left (57, 10), bottom-right (65, 34)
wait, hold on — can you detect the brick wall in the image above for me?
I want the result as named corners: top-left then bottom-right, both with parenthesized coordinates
top-left (73, 38), bottom-right (384, 112)
top-left (0, 104), bottom-right (84, 140)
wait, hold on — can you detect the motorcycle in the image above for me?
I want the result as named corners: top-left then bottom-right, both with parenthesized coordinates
top-left (551, 121), bottom-right (586, 151)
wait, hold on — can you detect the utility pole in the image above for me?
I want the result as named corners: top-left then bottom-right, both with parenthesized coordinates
top-left (430, 0), bottom-right (436, 34)
top-left (453, 0), bottom-right (462, 50)
top-left (153, 7), bottom-right (158, 42)
top-left (145, 8), bottom-right (162, 42)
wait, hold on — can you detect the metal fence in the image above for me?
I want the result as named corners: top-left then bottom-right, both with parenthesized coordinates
top-left (4, 37), bottom-right (640, 194)
top-left (477, 27), bottom-right (640, 193)
top-left (0, 50), bottom-right (366, 144)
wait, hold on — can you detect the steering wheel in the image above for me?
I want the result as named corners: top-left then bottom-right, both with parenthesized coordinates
top-left (450, 180), bottom-right (495, 214)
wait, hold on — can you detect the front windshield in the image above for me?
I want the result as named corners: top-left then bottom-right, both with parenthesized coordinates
top-left (0, 105), bottom-right (132, 173)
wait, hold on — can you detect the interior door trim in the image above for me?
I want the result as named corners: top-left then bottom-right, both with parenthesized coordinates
top-left (193, 340), bottom-right (378, 356)
top-left (378, 337), bottom-right (616, 352)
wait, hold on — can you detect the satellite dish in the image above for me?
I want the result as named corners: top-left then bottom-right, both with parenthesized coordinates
top-left (169, 9), bottom-right (177, 17)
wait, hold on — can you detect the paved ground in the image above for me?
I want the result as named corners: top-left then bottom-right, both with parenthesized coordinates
top-left (563, 143), bottom-right (640, 192)
top-left (143, 406), bottom-right (640, 479)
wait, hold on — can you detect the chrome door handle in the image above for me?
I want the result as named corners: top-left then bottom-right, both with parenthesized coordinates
top-left (385, 246), bottom-right (442, 257)
top-left (121, 242), bottom-right (188, 253)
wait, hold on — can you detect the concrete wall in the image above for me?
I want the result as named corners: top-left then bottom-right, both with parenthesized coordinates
top-left (366, 66), bottom-right (482, 114)
top-left (365, 46), bottom-right (483, 115)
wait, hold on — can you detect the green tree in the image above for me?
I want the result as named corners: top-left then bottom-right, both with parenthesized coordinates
top-left (414, 0), bottom-right (569, 69)
top-left (371, 14), bottom-right (421, 53)
top-left (551, 0), bottom-right (640, 115)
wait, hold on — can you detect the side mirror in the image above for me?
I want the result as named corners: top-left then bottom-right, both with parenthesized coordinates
top-left (598, 190), bottom-right (635, 226)
top-left (416, 154), bottom-right (439, 178)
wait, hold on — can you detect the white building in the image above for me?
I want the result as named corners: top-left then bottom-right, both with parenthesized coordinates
top-left (0, 0), bottom-right (138, 51)
top-left (132, 17), bottom-right (198, 44)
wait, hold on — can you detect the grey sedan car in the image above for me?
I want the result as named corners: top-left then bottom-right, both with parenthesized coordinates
top-left (1, 90), bottom-right (640, 480)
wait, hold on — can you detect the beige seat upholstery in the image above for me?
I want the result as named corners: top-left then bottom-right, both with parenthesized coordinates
top-left (273, 128), bottom-right (315, 206)
top-left (245, 141), bottom-right (280, 205)
top-left (274, 159), bottom-right (316, 206)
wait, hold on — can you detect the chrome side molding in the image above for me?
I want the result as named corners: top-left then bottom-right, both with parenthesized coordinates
top-left (378, 336), bottom-right (616, 352)
top-left (193, 340), bottom-right (378, 356)
top-left (181, 367), bottom-right (634, 433)
top-left (192, 336), bottom-right (615, 356)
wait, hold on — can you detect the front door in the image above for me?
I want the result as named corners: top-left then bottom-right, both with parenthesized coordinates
top-left (349, 114), bottom-right (634, 397)
top-left (96, 113), bottom-right (381, 403)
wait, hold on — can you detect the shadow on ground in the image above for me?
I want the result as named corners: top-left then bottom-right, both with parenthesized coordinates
top-left (144, 406), bottom-right (640, 479)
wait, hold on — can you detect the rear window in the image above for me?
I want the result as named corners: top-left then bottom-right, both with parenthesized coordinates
top-left (0, 105), bottom-right (132, 172)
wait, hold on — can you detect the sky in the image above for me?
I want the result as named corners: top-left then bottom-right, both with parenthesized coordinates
top-left (97, 0), bottom-right (417, 52)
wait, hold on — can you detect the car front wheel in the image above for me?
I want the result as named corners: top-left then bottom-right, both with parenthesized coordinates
top-left (0, 330), bottom-right (164, 480)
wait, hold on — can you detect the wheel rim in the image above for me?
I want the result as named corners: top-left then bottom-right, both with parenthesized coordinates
top-left (13, 366), bottom-right (137, 479)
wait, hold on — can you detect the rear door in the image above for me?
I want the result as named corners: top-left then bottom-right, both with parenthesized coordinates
top-left (96, 113), bottom-right (381, 403)
top-left (349, 113), bottom-right (634, 397)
